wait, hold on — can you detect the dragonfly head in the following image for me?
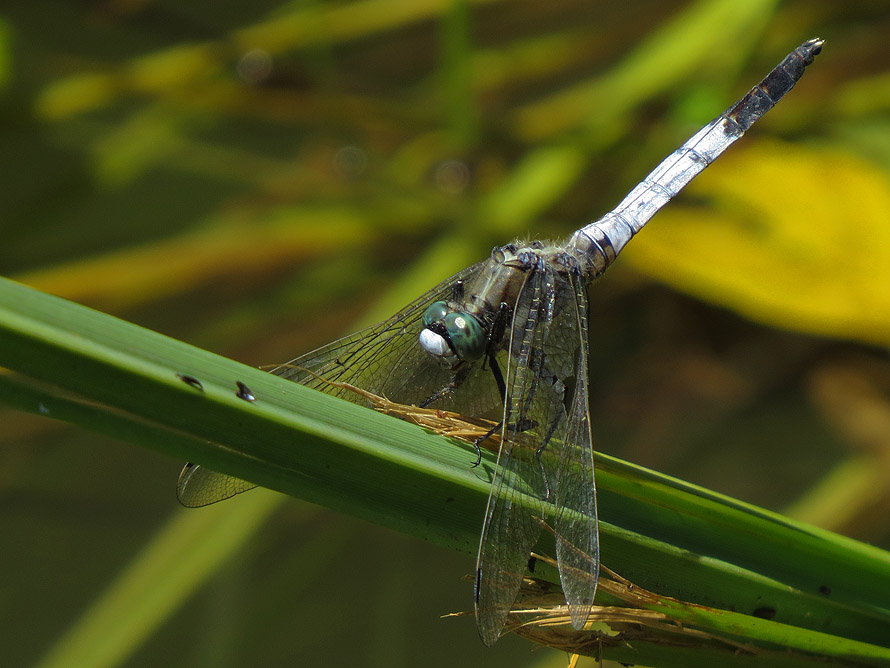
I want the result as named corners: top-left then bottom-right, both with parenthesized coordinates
top-left (420, 301), bottom-right (486, 367)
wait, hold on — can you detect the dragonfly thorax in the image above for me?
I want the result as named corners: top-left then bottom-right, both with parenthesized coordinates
top-left (419, 301), bottom-right (487, 368)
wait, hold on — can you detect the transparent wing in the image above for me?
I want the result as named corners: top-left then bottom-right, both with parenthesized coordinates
top-left (473, 257), bottom-right (599, 644)
top-left (176, 462), bottom-right (257, 508)
top-left (473, 264), bottom-right (546, 646)
top-left (177, 258), bottom-right (503, 506)
top-left (475, 258), bottom-right (596, 644)
top-left (270, 258), bottom-right (505, 414)
top-left (552, 266), bottom-right (598, 629)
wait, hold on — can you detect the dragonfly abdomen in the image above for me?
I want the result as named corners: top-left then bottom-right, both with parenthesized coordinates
top-left (568, 38), bottom-right (823, 276)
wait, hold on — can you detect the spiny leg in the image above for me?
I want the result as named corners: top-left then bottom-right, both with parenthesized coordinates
top-left (418, 363), bottom-right (473, 408)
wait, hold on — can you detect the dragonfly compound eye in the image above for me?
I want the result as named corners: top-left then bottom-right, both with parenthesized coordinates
top-left (422, 301), bottom-right (449, 327)
top-left (444, 312), bottom-right (485, 361)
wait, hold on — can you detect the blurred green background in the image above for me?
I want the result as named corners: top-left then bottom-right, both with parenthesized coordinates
top-left (2, 1), bottom-right (890, 666)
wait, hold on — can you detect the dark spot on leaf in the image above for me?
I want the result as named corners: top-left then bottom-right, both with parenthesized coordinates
top-left (176, 374), bottom-right (204, 392)
top-left (235, 381), bottom-right (256, 402)
top-left (752, 607), bottom-right (776, 620)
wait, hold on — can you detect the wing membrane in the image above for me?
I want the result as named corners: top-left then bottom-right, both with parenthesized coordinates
top-left (176, 462), bottom-right (257, 508)
top-left (271, 258), bottom-right (501, 415)
top-left (552, 267), bottom-right (598, 628)
top-left (474, 265), bottom-right (546, 646)
top-left (177, 259), bottom-right (502, 506)
top-left (474, 256), bottom-right (598, 644)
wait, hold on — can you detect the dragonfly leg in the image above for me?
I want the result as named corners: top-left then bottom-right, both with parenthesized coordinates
top-left (471, 422), bottom-right (500, 467)
top-left (487, 352), bottom-right (507, 401)
top-left (471, 415), bottom-right (538, 467)
top-left (418, 363), bottom-right (472, 408)
top-left (481, 302), bottom-right (511, 400)
top-left (533, 410), bottom-right (564, 502)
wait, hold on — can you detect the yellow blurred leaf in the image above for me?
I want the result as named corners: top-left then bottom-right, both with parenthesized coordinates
top-left (35, 73), bottom-right (119, 119)
top-left (126, 43), bottom-right (221, 92)
top-left (35, 44), bottom-right (220, 120)
top-left (15, 206), bottom-right (373, 311)
top-left (624, 140), bottom-right (890, 346)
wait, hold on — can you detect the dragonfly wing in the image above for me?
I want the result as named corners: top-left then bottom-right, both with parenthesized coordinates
top-left (176, 462), bottom-right (257, 508)
top-left (474, 260), bottom-right (563, 645)
top-left (474, 255), bottom-right (598, 643)
top-left (550, 266), bottom-right (598, 629)
top-left (178, 259), bottom-right (503, 507)
top-left (271, 258), bottom-right (501, 416)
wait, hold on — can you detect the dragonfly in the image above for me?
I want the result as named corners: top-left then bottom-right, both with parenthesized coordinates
top-left (177, 38), bottom-right (823, 646)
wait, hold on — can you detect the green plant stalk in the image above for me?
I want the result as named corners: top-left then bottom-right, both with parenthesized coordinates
top-left (2, 276), bottom-right (890, 663)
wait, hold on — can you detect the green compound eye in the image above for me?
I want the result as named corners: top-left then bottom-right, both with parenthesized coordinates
top-left (422, 301), bottom-right (449, 326)
top-left (444, 312), bottom-right (485, 361)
